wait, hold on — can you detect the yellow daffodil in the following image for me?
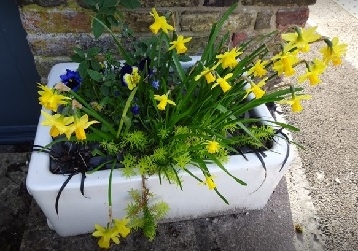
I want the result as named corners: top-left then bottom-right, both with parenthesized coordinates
top-left (149, 8), bottom-right (174, 34)
top-left (279, 94), bottom-right (311, 112)
top-left (272, 51), bottom-right (299, 76)
top-left (41, 111), bottom-right (74, 138)
top-left (216, 48), bottom-right (242, 69)
top-left (282, 26), bottom-right (321, 52)
top-left (113, 218), bottom-right (131, 238)
top-left (169, 35), bottom-right (192, 54)
top-left (206, 140), bottom-right (220, 154)
top-left (298, 59), bottom-right (327, 86)
top-left (320, 37), bottom-right (347, 66)
top-left (194, 63), bottom-right (219, 84)
top-left (38, 84), bottom-right (71, 112)
top-left (154, 92), bottom-right (176, 110)
top-left (203, 175), bottom-right (216, 190)
top-left (211, 73), bottom-right (233, 93)
top-left (244, 78), bottom-right (267, 99)
top-left (247, 60), bottom-right (268, 77)
top-left (92, 224), bottom-right (120, 249)
top-left (66, 114), bottom-right (99, 140)
top-left (123, 67), bottom-right (141, 90)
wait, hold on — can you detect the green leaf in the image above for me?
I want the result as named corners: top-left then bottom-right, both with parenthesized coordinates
top-left (88, 69), bottom-right (103, 82)
top-left (88, 47), bottom-right (101, 58)
top-left (211, 155), bottom-right (247, 186)
top-left (91, 148), bottom-right (105, 156)
top-left (122, 115), bottom-right (132, 133)
top-left (172, 53), bottom-right (185, 82)
top-left (88, 127), bottom-right (115, 141)
top-left (73, 47), bottom-right (85, 58)
top-left (102, 0), bottom-right (118, 7)
top-left (92, 16), bottom-right (105, 38)
top-left (214, 188), bottom-right (229, 204)
top-left (78, 61), bottom-right (90, 78)
top-left (267, 121), bottom-right (300, 132)
top-left (84, 0), bottom-right (97, 7)
top-left (120, 0), bottom-right (141, 9)
top-left (90, 60), bottom-right (102, 71)
top-left (98, 7), bottom-right (116, 15)
top-left (107, 15), bottom-right (119, 26)
top-left (100, 85), bottom-right (110, 96)
top-left (103, 80), bottom-right (114, 87)
top-left (178, 54), bottom-right (192, 62)
top-left (70, 53), bottom-right (83, 63)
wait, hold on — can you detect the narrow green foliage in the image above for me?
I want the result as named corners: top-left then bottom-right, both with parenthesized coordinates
top-left (126, 188), bottom-right (169, 241)
top-left (121, 154), bottom-right (138, 177)
top-left (142, 207), bottom-right (157, 241)
top-left (121, 130), bottom-right (148, 150)
top-left (150, 201), bottom-right (170, 220)
top-left (99, 141), bottom-right (120, 155)
top-left (234, 125), bottom-right (275, 149)
top-left (138, 156), bottom-right (155, 174)
top-left (173, 152), bottom-right (191, 168)
top-left (151, 147), bottom-right (167, 162)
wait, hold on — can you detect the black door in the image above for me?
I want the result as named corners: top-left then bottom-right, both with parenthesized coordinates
top-left (0, 0), bottom-right (41, 144)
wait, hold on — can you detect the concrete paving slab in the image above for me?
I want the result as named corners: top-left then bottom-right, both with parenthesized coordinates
top-left (19, 175), bottom-right (295, 251)
top-left (334, 0), bottom-right (358, 19)
top-left (283, 1), bottom-right (358, 250)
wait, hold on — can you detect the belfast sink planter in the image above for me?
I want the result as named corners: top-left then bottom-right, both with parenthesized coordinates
top-left (27, 62), bottom-right (295, 237)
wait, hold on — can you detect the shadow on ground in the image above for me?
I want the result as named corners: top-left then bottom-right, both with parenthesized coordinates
top-left (0, 144), bottom-right (33, 251)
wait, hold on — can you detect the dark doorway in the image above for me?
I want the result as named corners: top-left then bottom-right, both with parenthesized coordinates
top-left (0, 0), bottom-right (41, 144)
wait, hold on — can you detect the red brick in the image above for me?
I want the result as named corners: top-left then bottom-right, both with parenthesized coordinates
top-left (276, 7), bottom-right (309, 29)
top-left (231, 32), bottom-right (248, 47)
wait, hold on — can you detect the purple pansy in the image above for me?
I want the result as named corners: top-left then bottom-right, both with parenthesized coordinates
top-left (60, 69), bottom-right (82, 91)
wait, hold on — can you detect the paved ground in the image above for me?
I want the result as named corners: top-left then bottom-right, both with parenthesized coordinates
top-left (285, 0), bottom-right (358, 250)
top-left (1, 142), bottom-right (298, 251)
top-left (1, 0), bottom-right (358, 250)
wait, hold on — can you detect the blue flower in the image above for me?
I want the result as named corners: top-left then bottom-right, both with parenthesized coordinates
top-left (152, 80), bottom-right (159, 90)
top-left (60, 69), bottom-right (82, 91)
top-left (131, 104), bottom-right (140, 115)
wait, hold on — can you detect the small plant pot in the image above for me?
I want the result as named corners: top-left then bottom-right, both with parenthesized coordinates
top-left (26, 62), bottom-right (295, 237)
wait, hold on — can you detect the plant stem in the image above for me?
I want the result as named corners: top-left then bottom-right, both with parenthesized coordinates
top-left (141, 174), bottom-right (149, 208)
top-left (116, 86), bottom-right (138, 138)
top-left (70, 90), bottom-right (117, 135)
top-left (107, 161), bottom-right (115, 225)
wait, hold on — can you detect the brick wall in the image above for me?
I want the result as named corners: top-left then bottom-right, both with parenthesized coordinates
top-left (16, 0), bottom-right (316, 82)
